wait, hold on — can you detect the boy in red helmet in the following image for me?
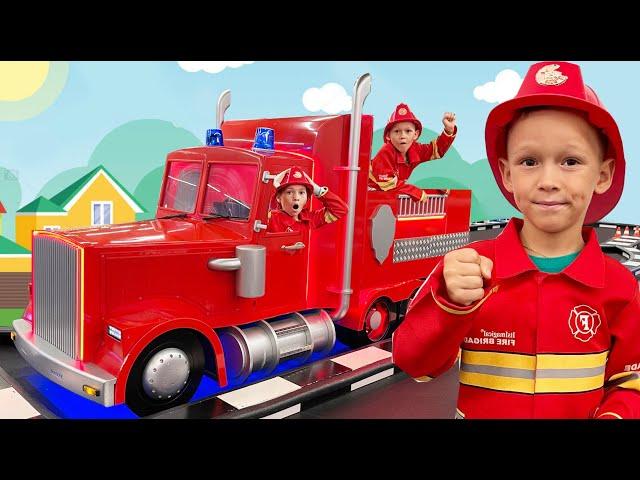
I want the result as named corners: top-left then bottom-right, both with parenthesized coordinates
top-left (267, 166), bottom-right (348, 234)
top-left (368, 103), bottom-right (457, 202)
top-left (393, 61), bottom-right (640, 418)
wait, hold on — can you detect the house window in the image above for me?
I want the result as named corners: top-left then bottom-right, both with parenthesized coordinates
top-left (43, 225), bottom-right (61, 231)
top-left (92, 201), bottom-right (113, 226)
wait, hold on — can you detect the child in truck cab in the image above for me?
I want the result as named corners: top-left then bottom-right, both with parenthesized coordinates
top-left (368, 103), bottom-right (457, 201)
top-left (267, 166), bottom-right (348, 234)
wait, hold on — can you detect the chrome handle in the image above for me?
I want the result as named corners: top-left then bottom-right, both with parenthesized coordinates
top-left (281, 242), bottom-right (306, 251)
top-left (208, 257), bottom-right (241, 271)
top-left (254, 220), bottom-right (268, 232)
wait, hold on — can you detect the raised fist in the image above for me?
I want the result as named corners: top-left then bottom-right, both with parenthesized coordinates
top-left (442, 112), bottom-right (456, 135)
top-left (442, 248), bottom-right (492, 306)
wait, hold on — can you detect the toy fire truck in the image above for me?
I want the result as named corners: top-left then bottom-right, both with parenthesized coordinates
top-left (12, 74), bottom-right (471, 416)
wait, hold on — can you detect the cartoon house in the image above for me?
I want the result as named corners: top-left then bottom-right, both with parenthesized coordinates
top-left (0, 201), bottom-right (32, 324)
top-left (15, 165), bottom-right (145, 250)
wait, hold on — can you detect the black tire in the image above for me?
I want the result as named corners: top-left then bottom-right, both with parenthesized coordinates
top-left (125, 330), bottom-right (205, 417)
top-left (335, 299), bottom-right (396, 347)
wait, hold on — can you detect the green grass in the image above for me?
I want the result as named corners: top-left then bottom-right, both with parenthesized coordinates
top-left (0, 308), bottom-right (23, 329)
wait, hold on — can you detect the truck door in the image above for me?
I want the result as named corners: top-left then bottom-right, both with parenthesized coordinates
top-left (255, 162), bottom-right (312, 316)
top-left (260, 227), bottom-right (309, 315)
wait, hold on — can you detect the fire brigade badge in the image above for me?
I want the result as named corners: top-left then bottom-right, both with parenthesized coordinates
top-left (535, 64), bottom-right (568, 86)
top-left (568, 304), bottom-right (601, 342)
top-left (293, 171), bottom-right (303, 179)
top-left (398, 107), bottom-right (407, 115)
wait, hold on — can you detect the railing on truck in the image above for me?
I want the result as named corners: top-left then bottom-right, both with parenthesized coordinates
top-left (397, 193), bottom-right (447, 219)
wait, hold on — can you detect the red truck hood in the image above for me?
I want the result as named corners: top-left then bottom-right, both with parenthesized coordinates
top-left (55, 218), bottom-right (248, 248)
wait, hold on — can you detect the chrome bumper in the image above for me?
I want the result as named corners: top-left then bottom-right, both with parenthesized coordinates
top-left (12, 318), bottom-right (116, 407)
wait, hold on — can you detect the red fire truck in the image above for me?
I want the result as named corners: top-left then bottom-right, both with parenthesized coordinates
top-left (12, 74), bottom-right (471, 416)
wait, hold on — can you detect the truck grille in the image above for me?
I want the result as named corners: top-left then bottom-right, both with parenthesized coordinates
top-left (33, 234), bottom-right (81, 359)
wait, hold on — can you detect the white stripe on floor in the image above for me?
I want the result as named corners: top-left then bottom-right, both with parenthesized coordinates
top-left (607, 240), bottom-right (636, 246)
top-left (0, 387), bottom-right (40, 419)
top-left (350, 368), bottom-right (394, 391)
top-left (218, 376), bottom-right (301, 410)
top-left (331, 346), bottom-right (392, 370)
top-left (261, 404), bottom-right (301, 419)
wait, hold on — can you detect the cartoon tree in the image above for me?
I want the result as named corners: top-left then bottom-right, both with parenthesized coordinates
top-left (0, 166), bottom-right (22, 240)
top-left (38, 120), bottom-right (202, 218)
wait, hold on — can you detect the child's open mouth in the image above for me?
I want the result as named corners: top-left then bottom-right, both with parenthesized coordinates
top-left (292, 203), bottom-right (300, 210)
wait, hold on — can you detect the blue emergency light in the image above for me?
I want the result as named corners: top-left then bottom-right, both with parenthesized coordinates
top-left (253, 127), bottom-right (275, 150)
top-left (206, 129), bottom-right (224, 146)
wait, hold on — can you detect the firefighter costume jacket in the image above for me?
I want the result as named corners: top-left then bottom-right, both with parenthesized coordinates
top-left (393, 218), bottom-right (640, 418)
top-left (368, 128), bottom-right (457, 201)
top-left (267, 190), bottom-right (348, 234)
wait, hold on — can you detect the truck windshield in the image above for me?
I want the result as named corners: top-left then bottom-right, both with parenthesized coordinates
top-left (202, 163), bottom-right (258, 220)
top-left (161, 161), bottom-right (202, 213)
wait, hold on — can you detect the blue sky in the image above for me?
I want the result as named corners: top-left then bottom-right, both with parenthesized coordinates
top-left (1, 61), bottom-right (639, 223)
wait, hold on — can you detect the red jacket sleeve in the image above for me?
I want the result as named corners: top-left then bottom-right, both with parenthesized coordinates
top-left (368, 146), bottom-right (399, 192)
top-left (411, 126), bottom-right (458, 166)
top-left (392, 257), bottom-right (488, 380)
top-left (396, 183), bottom-right (426, 202)
top-left (594, 282), bottom-right (640, 419)
top-left (309, 189), bottom-right (348, 229)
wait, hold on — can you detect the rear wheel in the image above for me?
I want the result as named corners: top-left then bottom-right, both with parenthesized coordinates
top-left (125, 330), bottom-right (204, 417)
top-left (364, 299), bottom-right (393, 343)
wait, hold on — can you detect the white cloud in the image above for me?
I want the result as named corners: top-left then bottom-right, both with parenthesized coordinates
top-left (177, 61), bottom-right (254, 74)
top-left (473, 69), bottom-right (523, 104)
top-left (302, 82), bottom-right (352, 114)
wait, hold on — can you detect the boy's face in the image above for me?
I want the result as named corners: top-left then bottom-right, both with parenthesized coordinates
top-left (386, 121), bottom-right (419, 154)
top-left (276, 185), bottom-right (308, 217)
top-left (499, 109), bottom-right (615, 235)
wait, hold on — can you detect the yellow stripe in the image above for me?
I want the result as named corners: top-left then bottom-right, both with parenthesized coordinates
top-left (462, 350), bottom-right (608, 371)
top-left (460, 371), bottom-right (534, 394)
top-left (537, 351), bottom-right (608, 369)
top-left (611, 377), bottom-right (640, 393)
top-left (462, 350), bottom-right (536, 370)
top-left (606, 372), bottom-right (640, 393)
top-left (598, 412), bottom-right (623, 419)
top-left (398, 215), bottom-right (445, 222)
top-left (430, 139), bottom-right (440, 160)
top-left (535, 375), bottom-right (604, 393)
top-left (368, 171), bottom-right (398, 190)
top-left (324, 211), bottom-right (338, 223)
top-left (461, 349), bottom-right (608, 394)
top-left (432, 285), bottom-right (499, 316)
top-left (34, 230), bottom-right (78, 246)
top-left (460, 370), bottom-right (605, 395)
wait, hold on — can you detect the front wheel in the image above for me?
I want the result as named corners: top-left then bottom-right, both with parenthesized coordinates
top-left (125, 330), bottom-right (204, 417)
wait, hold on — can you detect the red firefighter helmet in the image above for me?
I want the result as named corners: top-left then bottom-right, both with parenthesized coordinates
top-left (273, 166), bottom-right (313, 196)
top-left (485, 61), bottom-right (625, 225)
top-left (383, 103), bottom-right (423, 143)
